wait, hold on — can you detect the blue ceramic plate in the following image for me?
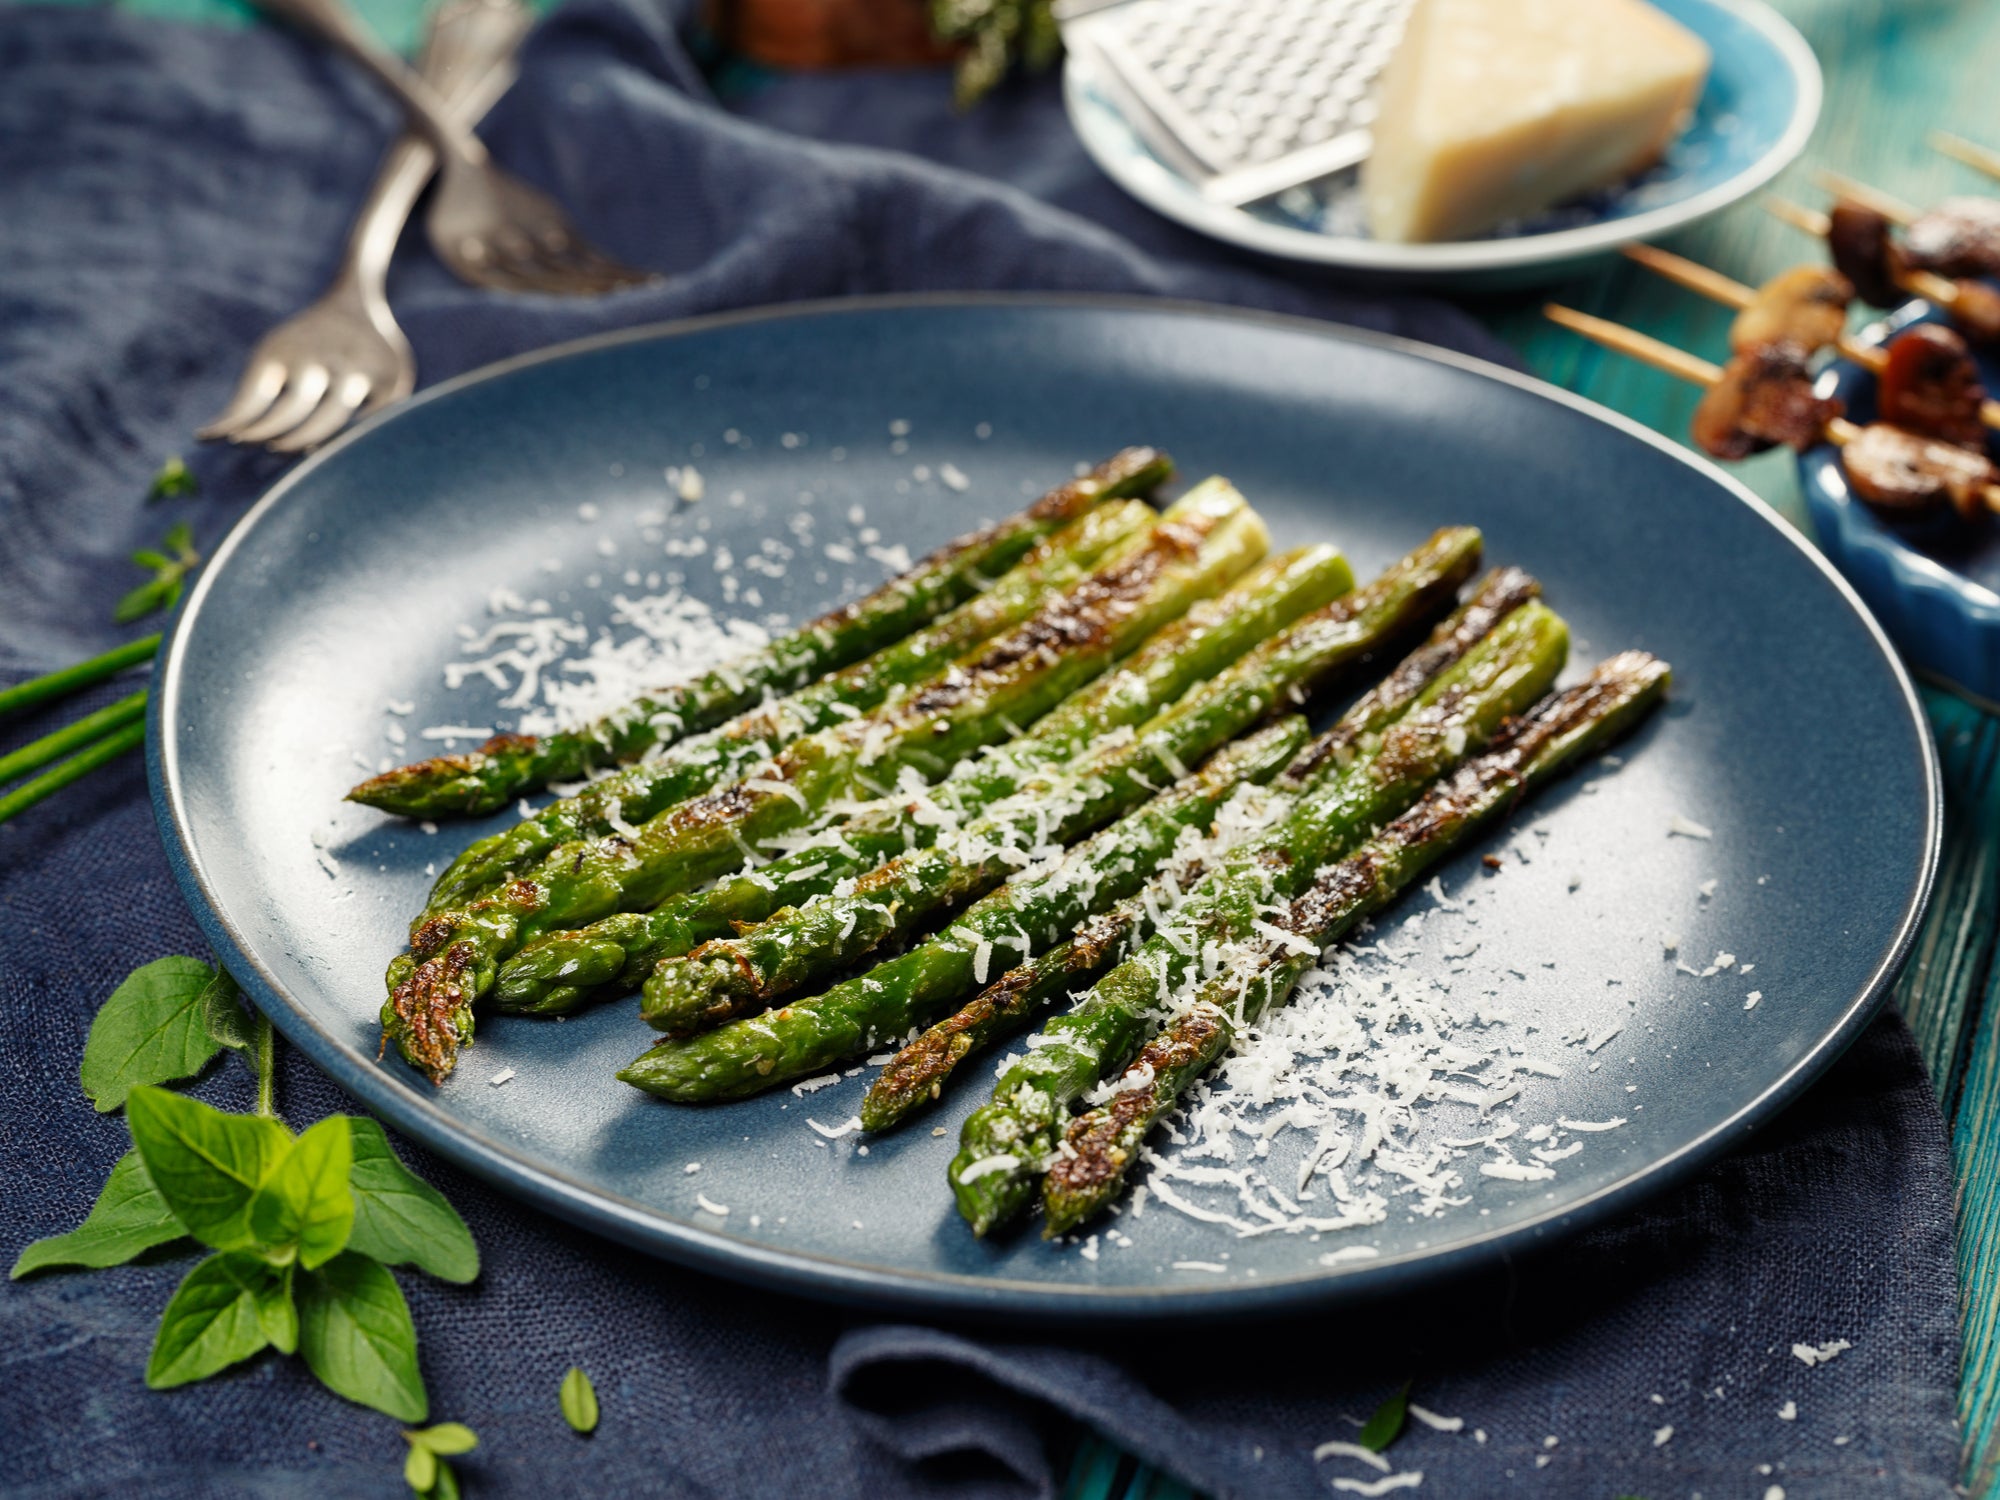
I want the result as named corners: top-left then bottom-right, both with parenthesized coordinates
top-left (1063, 0), bottom-right (1820, 284)
top-left (1801, 300), bottom-right (2000, 704)
top-left (152, 298), bottom-right (1936, 1320)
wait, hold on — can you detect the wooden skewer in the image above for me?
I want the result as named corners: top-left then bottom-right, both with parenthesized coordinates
top-left (1810, 168), bottom-right (1917, 223)
top-left (1761, 193), bottom-right (1966, 306)
top-left (1542, 302), bottom-right (2000, 515)
top-left (1620, 242), bottom-right (2000, 432)
top-left (1931, 131), bottom-right (2000, 183)
top-left (1543, 302), bottom-right (1722, 385)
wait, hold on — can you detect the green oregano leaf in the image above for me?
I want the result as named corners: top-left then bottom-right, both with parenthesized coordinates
top-left (345, 1118), bottom-right (479, 1284)
top-left (1358, 1380), bottom-right (1411, 1452)
top-left (404, 1441), bottom-right (437, 1494)
top-left (560, 1365), bottom-right (599, 1434)
top-left (430, 1461), bottom-right (461, 1500)
top-left (248, 1116), bottom-right (354, 1269)
top-left (410, 1423), bottom-right (478, 1456)
top-left (297, 1251), bottom-right (427, 1421)
top-left (126, 1086), bottom-right (292, 1253)
top-left (145, 1251), bottom-right (294, 1388)
top-left (10, 1150), bottom-right (187, 1278)
top-left (80, 957), bottom-right (226, 1111)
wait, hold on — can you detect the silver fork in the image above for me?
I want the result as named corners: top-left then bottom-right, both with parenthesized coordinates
top-left (200, 0), bottom-right (534, 451)
top-left (256, 0), bottom-right (654, 298)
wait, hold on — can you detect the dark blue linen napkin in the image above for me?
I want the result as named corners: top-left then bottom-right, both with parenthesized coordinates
top-left (0, 2), bottom-right (1961, 1495)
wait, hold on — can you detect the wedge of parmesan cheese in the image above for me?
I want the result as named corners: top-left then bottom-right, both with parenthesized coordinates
top-left (1361, 0), bottom-right (1710, 243)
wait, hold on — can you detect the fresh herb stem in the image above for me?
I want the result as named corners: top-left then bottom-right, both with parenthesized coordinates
top-left (253, 1009), bottom-right (277, 1120)
top-left (0, 689), bottom-right (148, 787)
top-left (0, 719), bottom-right (147, 825)
top-left (0, 636), bottom-right (159, 720)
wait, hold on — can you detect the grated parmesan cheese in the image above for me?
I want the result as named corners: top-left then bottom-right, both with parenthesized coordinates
top-left (1330, 1474), bottom-right (1423, 1496)
top-left (1313, 1441), bottom-right (1390, 1471)
top-left (1406, 1405), bottom-right (1462, 1433)
top-left (956, 1153), bottom-right (1021, 1183)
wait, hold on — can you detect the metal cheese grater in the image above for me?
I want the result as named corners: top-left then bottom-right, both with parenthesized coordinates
top-left (1056, 0), bottom-right (1414, 209)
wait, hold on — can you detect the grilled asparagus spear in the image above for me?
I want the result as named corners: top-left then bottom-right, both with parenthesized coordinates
top-left (494, 543), bottom-right (1353, 1014)
top-left (1039, 652), bottom-right (1672, 1235)
top-left (859, 565), bottom-right (1539, 1130)
top-left (949, 600), bottom-right (1569, 1235)
top-left (349, 447), bottom-right (1171, 818)
top-left (383, 480), bottom-right (1268, 1080)
top-left (421, 496), bottom-right (1157, 917)
top-left (617, 718), bottom-right (1310, 1100)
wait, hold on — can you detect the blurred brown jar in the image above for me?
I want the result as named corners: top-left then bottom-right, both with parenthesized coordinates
top-left (710, 0), bottom-right (954, 67)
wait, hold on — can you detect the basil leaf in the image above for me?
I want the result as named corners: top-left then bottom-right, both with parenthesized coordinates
top-left (560, 1365), bottom-right (599, 1434)
top-left (346, 1118), bottom-right (479, 1284)
top-left (199, 968), bottom-right (259, 1055)
top-left (297, 1251), bottom-right (427, 1421)
top-left (431, 1460), bottom-right (461, 1500)
top-left (1358, 1380), bottom-right (1411, 1452)
top-left (404, 1442), bottom-right (437, 1493)
top-left (409, 1423), bottom-right (478, 1456)
top-left (248, 1116), bottom-right (354, 1270)
top-left (145, 1251), bottom-right (292, 1389)
top-left (126, 1086), bottom-right (292, 1253)
top-left (11, 1150), bottom-right (187, 1278)
top-left (80, 957), bottom-right (225, 1112)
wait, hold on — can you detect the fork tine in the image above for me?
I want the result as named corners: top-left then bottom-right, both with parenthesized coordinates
top-left (489, 236), bottom-right (621, 297)
top-left (523, 256), bottom-right (635, 296)
top-left (231, 365), bottom-right (332, 446)
top-left (265, 376), bottom-right (372, 453)
top-left (519, 238), bottom-right (651, 295)
top-left (196, 359), bottom-right (289, 441)
top-left (553, 242), bottom-right (655, 290)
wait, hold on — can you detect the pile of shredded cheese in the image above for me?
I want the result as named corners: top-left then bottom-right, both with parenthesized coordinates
top-left (1130, 871), bottom-right (1632, 1246)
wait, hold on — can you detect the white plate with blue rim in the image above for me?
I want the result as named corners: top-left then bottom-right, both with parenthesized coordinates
top-left (1062, 0), bottom-right (1821, 285)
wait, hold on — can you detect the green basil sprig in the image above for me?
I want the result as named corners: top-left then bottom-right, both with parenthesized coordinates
top-left (14, 955), bottom-right (479, 1428)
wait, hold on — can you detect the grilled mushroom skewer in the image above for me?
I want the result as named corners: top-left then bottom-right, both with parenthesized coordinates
top-left (1623, 244), bottom-right (2000, 435)
top-left (1765, 183), bottom-right (2000, 342)
top-left (1545, 304), bottom-right (2000, 522)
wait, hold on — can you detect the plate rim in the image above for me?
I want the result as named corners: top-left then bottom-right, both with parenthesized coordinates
top-left (1061, 0), bottom-right (1823, 276)
top-left (150, 291), bottom-right (1941, 1320)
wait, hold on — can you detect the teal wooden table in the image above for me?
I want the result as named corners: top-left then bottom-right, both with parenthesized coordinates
top-left (19, 0), bottom-right (2000, 1493)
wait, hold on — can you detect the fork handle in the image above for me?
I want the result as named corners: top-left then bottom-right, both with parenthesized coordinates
top-left (255, 0), bottom-right (495, 167)
top-left (341, 0), bottom-right (529, 289)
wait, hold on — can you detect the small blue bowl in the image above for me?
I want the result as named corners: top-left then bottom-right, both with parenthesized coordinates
top-left (1801, 302), bottom-right (2000, 704)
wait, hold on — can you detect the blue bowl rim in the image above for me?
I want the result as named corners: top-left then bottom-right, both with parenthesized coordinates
top-left (149, 292), bottom-right (1941, 1322)
top-left (1062, 0), bottom-right (1824, 276)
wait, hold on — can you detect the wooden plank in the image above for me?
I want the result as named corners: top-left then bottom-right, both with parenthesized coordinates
top-left (1957, 969), bottom-right (2000, 1498)
top-left (1896, 691), bottom-right (2000, 1108)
